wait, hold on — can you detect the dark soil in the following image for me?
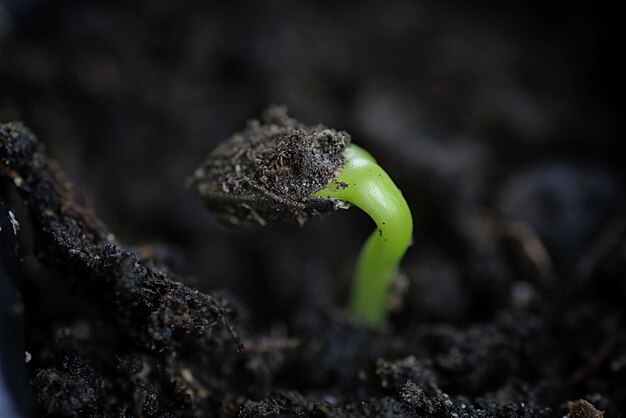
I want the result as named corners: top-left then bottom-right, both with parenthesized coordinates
top-left (0, 1), bottom-right (624, 417)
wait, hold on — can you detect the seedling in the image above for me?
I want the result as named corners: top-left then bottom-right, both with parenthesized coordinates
top-left (189, 107), bottom-right (412, 327)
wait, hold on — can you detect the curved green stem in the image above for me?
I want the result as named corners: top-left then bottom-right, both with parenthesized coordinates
top-left (314, 144), bottom-right (413, 327)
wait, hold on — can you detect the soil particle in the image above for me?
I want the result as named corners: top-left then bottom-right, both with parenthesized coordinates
top-left (31, 336), bottom-right (104, 418)
top-left (188, 106), bottom-right (351, 226)
top-left (564, 399), bottom-right (604, 418)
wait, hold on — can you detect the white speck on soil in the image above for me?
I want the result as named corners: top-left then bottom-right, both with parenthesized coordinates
top-left (8, 209), bottom-right (19, 235)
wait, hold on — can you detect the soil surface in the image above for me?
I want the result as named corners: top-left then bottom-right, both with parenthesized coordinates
top-left (0, 1), bottom-right (624, 417)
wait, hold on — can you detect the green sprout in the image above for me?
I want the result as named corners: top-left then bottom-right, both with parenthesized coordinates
top-left (314, 144), bottom-right (413, 327)
top-left (189, 107), bottom-right (413, 328)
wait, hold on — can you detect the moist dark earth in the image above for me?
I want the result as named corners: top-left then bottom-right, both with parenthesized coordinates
top-left (0, 1), bottom-right (624, 417)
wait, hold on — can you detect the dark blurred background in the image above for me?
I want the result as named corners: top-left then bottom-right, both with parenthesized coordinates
top-left (0, 0), bottom-right (622, 326)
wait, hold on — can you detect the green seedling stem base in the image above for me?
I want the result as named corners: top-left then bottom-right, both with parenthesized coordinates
top-left (314, 144), bottom-right (413, 327)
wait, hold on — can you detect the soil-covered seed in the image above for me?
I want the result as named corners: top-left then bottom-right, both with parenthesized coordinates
top-left (188, 106), bottom-right (351, 226)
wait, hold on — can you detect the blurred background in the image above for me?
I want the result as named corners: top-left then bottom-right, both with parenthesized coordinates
top-left (0, 0), bottom-right (623, 327)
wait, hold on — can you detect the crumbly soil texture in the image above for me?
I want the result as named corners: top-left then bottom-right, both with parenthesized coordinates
top-left (0, 2), bottom-right (624, 418)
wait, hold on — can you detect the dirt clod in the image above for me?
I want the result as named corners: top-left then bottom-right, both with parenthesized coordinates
top-left (565, 399), bottom-right (604, 418)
